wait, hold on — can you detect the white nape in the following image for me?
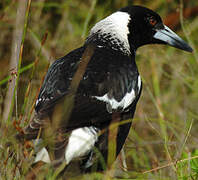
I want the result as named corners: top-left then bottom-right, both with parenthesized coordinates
top-left (90, 11), bottom-right (131, 54)
top-left (35, 147), bottom-right (51, 163)
top-left (65, 127), bottom-right (98, 164)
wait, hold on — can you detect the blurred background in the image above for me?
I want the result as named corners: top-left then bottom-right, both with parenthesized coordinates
top-left (0, 0), bottom-right (198, 179)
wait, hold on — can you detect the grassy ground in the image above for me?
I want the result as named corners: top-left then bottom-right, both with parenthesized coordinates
top-left (0, 0), bottom-right (198, 179)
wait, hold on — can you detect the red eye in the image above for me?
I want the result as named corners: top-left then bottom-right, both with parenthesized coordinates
top-left (149, 18), bottom-right (157, 26)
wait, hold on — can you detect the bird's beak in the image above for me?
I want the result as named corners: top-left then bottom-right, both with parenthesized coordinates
top-left (153, 25), bottom-right (193, 52)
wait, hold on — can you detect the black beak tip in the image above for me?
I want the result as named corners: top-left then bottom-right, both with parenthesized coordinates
top-left (186, 46), bottom-right (193, 53)
top-left (172, 40), bottom-right (193, 53)
top-left (170, 39), bottom-right (193, 53)
top-left (181, 40), bottom-right (193, 52)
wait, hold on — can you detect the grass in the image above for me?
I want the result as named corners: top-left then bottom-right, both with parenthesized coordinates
top-left (0, 0), bottom-right (198, 179)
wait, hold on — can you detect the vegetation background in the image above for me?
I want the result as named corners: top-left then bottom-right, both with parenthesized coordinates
top-left (0, 0), bottom-right (198, 179)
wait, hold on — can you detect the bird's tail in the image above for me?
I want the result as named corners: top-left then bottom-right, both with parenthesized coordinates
top-left (15, 112), bottom-right (68, 166)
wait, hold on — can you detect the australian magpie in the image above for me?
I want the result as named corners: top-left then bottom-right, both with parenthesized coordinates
top-left (17, 5), bottom-right (193, 173)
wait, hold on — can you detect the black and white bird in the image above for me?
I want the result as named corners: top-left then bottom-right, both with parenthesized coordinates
top-left (17, 5), bottom-right (192, 172)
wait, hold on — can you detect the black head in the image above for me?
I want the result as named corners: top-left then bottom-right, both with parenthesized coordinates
top-left (120, 6), bottom-right (193, 52)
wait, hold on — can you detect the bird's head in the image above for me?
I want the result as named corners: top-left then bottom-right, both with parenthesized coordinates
top-left (121, 6), bottom-right (193, 52)
top-left (87, 5), bottom-right (193, 54)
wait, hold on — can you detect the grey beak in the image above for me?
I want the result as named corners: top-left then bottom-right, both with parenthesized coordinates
top-left (154, 25), bottom-right (193, 52)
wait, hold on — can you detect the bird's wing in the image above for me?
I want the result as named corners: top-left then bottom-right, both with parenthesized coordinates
top-left (23, 46), bottom-right (141, 139)
top-left (35, 47), bottom-right (85, 115)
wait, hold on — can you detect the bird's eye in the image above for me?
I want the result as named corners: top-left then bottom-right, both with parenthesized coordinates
top-left (149, 17), bottom-right (157, 26)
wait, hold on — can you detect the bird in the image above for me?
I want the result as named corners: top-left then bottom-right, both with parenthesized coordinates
top-left (17, 5), bottom-right (193, 174)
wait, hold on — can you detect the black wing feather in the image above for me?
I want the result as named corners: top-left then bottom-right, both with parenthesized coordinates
top-left (26, 46), bottom-right (140, 137)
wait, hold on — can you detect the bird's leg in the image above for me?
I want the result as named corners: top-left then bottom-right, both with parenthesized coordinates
top-left (107, 112), bottom-right (121, 169)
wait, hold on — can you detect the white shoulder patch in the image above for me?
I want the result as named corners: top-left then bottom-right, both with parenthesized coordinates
top-left (94, 90), bottom-right (135, 113)
top-left (93, 75), bottom-right (142, 112)
top-left (138, 75), bottom-right (141, 90)
top-left (65, 127), bottom-right (98, 164)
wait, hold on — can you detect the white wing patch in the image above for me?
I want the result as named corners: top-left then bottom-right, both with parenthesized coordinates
top-left (65, 127), bottom-right (98, 164)
top-left (93, 75), bottom-right (141, 112)
top-left (34, 127), bottom-right (98, 165)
